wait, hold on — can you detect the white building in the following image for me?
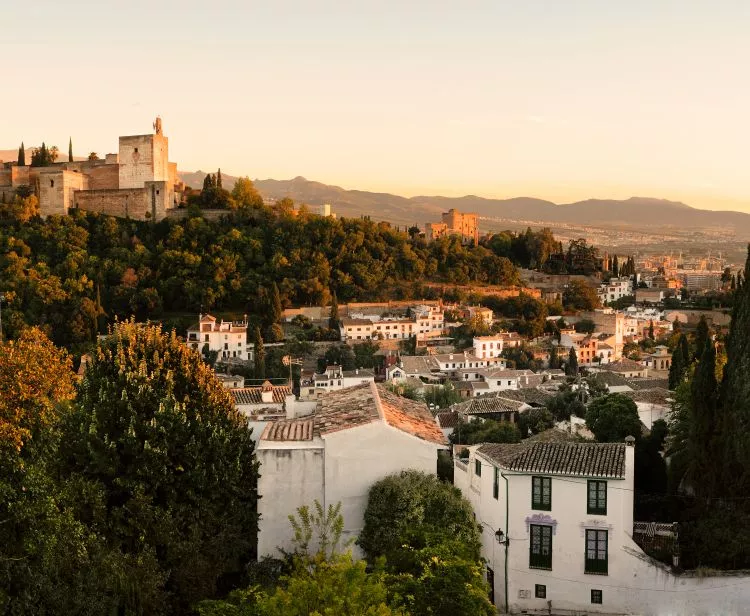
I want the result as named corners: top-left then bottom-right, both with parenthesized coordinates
top-left (302, 364), bottom-right (375, 398)
top-left (473, 334), bottom-right (505, 359)
top-left (455, 437), bottom-right (750, 614)
top-left (186, 314), bottom-right (248, 360)
top-left (257, 382), bottom-right (447, 558)
top-left (597, 277), bottom-right (633, 305)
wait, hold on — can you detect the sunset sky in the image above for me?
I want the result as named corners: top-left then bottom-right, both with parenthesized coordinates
top-left (4, 1), bottom-right (749, 211)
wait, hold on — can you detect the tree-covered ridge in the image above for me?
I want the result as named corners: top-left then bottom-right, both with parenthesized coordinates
top-left (0, 198), bottom-right (525, 348)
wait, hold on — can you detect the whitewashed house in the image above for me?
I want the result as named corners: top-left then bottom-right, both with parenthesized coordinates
top-left (186, 314), bottom-right (248, 360)
top-left (302, 365), bottom-right (376, 398)
top-left (473, 334), bottom-right (505, 358)
top-left (454, 436), bottom-right (750, 614)
top-left (257, 383), bottom-right (447, 558)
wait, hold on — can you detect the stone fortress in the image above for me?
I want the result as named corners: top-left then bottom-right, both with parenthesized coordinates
top-left (0, 118), bottom-right (183, 221)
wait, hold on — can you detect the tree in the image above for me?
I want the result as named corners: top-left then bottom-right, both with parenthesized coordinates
top-left (694, 315), bottom-right (709, 360)
top-left (270, 282), bottom-right (283, 325)
top-left (329, 292), bottom-right (340, 331)
top-left (668, 334), bottom-right (689, 390)
top-left (88, 152), bottom-right (99, 161)
top-left (585, 394), bottom-right (642, 443)
top-left (68, 137), bottom-right (73, 162)
top-left (17, 142), bottom-right (25, 166)
top-left (687, 338), bottom-right (719, 496)
top-left (546, 388), bottom-right (586, 421)
top-left (563, 279), bottom-right (600, 311)
top-left (359, 470), bottom-right (480, 564)
top-left (31, 143), bottom-right (56, 167)
top-left (231, 177), bottom-right (264, 210)
top-left (254, 326), bottom-right (266, 380)
top-left (648, 320), bottom-right (655, 340)
top-left (217, 168), bottom-right (223, 190)
top-left (574, 318), bottom-right (596, 334)
top-left (612, 254), bottom-right (619, 277)
top-left (449, 418), bottom-right (521, 445)
top-left (59, 321), bottom-right (259, 614)
top-left (566, 346), bottom-right (578, 376)
top-left (518, 407), bottom-right (554, 437)
top-left (549, 344), bottom-right (560, 369)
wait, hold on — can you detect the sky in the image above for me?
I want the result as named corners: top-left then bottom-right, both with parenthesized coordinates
top-left (3, 1), bottom-right (750, 211)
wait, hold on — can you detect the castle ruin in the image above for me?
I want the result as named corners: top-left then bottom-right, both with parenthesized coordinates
top-left (0, 118), bottom-right (183, 221)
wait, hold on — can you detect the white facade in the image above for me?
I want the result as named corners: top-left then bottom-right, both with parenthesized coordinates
top-left (473, 335), bottom-right (505, 359)
top-left (454, 440), bottom-right (750, 615)
top-left (597, 277), bottom-right (633, 304)
top-left (257, 384), bottom-right (446, 559)
top-left (186, 314), bottom-right (248, 360)
top-left (304, 365), bottom-right (375, 398)
top-left (339, 305), bottom-right (445, 342)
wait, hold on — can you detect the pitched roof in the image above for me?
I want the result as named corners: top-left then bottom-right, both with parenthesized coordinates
top-left (622, 387), bottom-right (673, 405)
top-left (436, 411), bottom-right (460, 428)
top-left (452, 397), bottom-right (524, 415)
top-left (601, 358), bottom-right (645, 373)
top-left (484, 388), bottom-right (554, 405)
top-left (261, 383), bottom-right (446, 445)
top-left (626, 377), bottom-right (669, 391)
top-left (477, 441), bottom-right (627, 479)
top-left (230, 385), bottom-right (291, 405)
top-left (399, 355), bottom-right (440, 375)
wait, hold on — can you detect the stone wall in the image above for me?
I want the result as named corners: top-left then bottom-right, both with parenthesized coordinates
top-left (85, 164), bottom-right (119, 190)
top-left (74, 180), bottom-right (169, 221)
top-left (118, 134), bottom-right (169, 189)
top-left (38, 169), bottom-right (88, 217)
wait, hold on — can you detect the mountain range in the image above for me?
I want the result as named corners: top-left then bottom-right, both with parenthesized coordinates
top-left (179, 171), bottom-right (750, 237)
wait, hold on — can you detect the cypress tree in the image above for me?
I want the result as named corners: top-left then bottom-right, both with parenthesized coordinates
top-left (668, 335), bottom-right (688, 390)
top-left (17, 142), bottom-right (25, 166)
top-left (612, 254), bottom-right (619, 277)
top-left (688, 339), bottom-right (719, 496)
top-left (216, 168), bottom-right (223, 190)
top-left (566, 346), bottom-right (578, 376)
top-left (253, 326), bottom-right (265, 380)
top-left (719, 246), bottom-right (750, 492)
top-left (694, 315), bottom-right (709, 361)
top-left (329, 292), bottom-right (340, 331)
top-left (648, 320), bottom-right (655, 340)
top-left (68, 137), bottom-right (73, 162)
top-left (680, 333), bottom-right (690, 366)
top-left (549, 345), bottom-right (560, 370)
top-left (270, 282), bottom-right (282, 325)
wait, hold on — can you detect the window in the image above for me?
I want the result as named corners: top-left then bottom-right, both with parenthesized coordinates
top-left (529, 524), bottom-right (552, 570)
top-left (591, 589), bottom-right (603, 604)
top-left (587, 481), bottom-right (607, 515)
top-left (50, 179), bottom-right (55, 187)
top-left (134, 147), bottom-right (139, 153)
top-left (493, 467), bottom-right (499, 499)
top-left (585, 530), bottom-right (608, 575)
top-left (532, 477), bottom-right (551, 510)
top-left (475, 459), bottom-right (481, 476)
top-left (535, 584), bottom-right (546, 599)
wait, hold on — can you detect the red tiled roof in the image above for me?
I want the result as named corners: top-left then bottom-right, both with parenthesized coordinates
top-left (262, 418), bottom-right (314, 441)
top-left (230, 385), bottom-right (291, 405)
top-left (377, 384), bottom-right (447, 445)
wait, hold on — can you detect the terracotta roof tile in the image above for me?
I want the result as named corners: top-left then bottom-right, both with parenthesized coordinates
top-left (478, 441), bottom-right (627, 479)
top-left (230, 385), bottom-right (291, 405)
top-left (261, 418), bottom-right (315, 441)
top-left (377, 384), bottom-right (447, 445)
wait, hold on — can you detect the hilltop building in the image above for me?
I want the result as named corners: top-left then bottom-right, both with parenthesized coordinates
top-left (186, 314), bottom-right (249, 361)
top-left (1, 117), bottom-right (183, 221)
top-left (425, 208), bottom-right (479, 244)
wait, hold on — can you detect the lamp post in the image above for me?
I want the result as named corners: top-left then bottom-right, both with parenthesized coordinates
top-left (0, 292), bottom-right (5, 343)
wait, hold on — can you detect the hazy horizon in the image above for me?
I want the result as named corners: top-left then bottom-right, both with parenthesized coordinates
top-left (4, 1), bottom-right (749, 213)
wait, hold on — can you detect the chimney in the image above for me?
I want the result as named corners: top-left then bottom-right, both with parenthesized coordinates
top-left (260, 380), bottom-right (274, 404)
top-left (355, 368), bottom-right (359, 375)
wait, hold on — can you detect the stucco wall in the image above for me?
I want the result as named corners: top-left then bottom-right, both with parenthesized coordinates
top-left (257, 443), bottom-right (325, 558)
top-left (323, 422), bottom-right (440, 553)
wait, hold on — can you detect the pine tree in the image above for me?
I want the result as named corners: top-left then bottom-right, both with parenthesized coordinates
top-left (566, 346), bottom-right (578, 376)
top-left (329, 292), bottom-right (340, 331)
top-left (68, 137), bottom-right (73, 162)
top-left (17, 142), bottom-right (25, 166)
top-left (253, 326), bottom-right (266, 380)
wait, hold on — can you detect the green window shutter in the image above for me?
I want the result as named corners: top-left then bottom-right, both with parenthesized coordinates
top-left (587, 480), bottom-right (607, 515)
top-left (532, 476), bottom-right (551, 510)
top-left (493, 467), bottom-right (499, 499)
top-left (529, 524), bottom-right (553, 570)
top-left (475, 459), bottom-right (481, 476)
top-left (585, 529), bottom-right (608, 575)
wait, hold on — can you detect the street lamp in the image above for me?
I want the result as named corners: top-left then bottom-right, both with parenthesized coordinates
top-left (0, 292), bottom-right (5, 343)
